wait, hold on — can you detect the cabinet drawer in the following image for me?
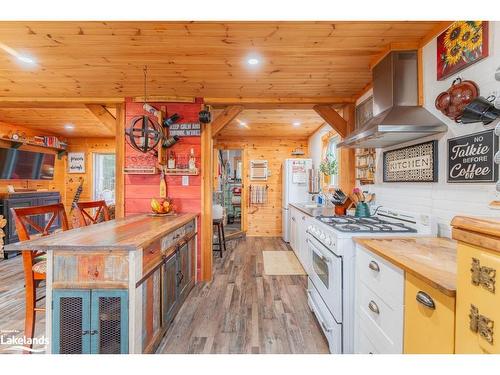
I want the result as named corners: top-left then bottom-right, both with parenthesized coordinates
top-left (355, 325), bottom-right (379, 354)
top-left (356, 281), bottom-right (403, 354)
top-left (53, 251), bottom-right (128, 288)
top-left (143, 240), bottom-right (162, 273)
top-left (404, 273), bottom-right (455, 354)
top-left (356, 245), bottom-right (404, 308)
top-left (456, 242), bottom-right (500, 354)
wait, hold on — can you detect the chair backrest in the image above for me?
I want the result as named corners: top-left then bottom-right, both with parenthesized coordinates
top-left (11, 203), bottom-right (70, 274)
top-left (76, 200), bottom-right (110, 227)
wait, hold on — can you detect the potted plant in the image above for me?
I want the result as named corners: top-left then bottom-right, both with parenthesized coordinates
top-left (319, 153), bottom-right (338, 185)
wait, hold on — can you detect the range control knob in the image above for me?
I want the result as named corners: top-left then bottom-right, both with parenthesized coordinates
top-left (324, 237), bottom-right (332, 246)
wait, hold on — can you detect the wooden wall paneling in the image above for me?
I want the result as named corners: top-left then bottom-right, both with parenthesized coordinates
top-left (201, 121), bottom-right (213, 281)
top-left (64, 137), bottom-right (116, 223)
top-left (210, 106), bottom-right (244, 138)
top-left (115, 103), bottom-right (125, 219)
top-left (338, 104), bottom-right (356, 194)
top-left (0, 121), bottom-right (66, 195)
top-left (214, 137), bottom-right (308, 237)
top-left (313, 105), bottom-right (348, 138)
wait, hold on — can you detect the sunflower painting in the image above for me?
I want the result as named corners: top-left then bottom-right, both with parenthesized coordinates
top-left (437, 21), bottom-right (489, 80)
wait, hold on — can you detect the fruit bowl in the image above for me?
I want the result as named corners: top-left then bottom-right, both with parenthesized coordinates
top-left (150, 198), bottom-right (175, 215)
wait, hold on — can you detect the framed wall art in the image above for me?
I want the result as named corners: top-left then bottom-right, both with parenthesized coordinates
top-left (448, 129), bottom-right (498, 183)
top-left (68, 152), bottom-right (85, 173)
top-left (437, 21), bottom-right (489, 81)
top-left (383, 141), bottom-right (438, 182)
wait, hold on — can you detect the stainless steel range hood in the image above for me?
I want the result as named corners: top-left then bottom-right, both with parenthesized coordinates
top-left (338, 50), bottom-right (447, 148)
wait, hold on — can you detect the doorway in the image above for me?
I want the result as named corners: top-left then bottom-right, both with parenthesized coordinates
top-left (213, 149), bottom-right (245, 240)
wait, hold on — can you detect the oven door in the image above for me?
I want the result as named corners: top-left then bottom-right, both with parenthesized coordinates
top-left (307, 234), bottom-right (343, 322)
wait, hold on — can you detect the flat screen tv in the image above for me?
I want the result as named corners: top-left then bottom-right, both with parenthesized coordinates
top-left (0, 147), bottom-right (55, 180)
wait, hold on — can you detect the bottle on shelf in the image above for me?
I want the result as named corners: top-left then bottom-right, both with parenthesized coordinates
top-left (189, 148), bottom-right (196, 171)
top-left (159, 170), bottom-right (167, 199)
top-left (167, 151), bottom-right (176, 170)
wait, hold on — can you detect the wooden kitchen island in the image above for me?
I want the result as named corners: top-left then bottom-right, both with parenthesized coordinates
top-left (4, 213), bottom-right (198, 354)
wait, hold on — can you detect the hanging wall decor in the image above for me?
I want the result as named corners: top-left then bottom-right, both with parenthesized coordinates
top-left (383, 141), bottom-right (438, 182)
top-left (437, 21), bottom-right (489, 81)
top-left (447, 129), bottom-right (498, 183)
top-left (68, 152), bottom-right (85, 173)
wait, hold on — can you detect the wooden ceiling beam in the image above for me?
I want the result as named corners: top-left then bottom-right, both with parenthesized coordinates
top-left (313, 105), bottom-right (348, 138)
top-left (205, 97), bottom-right (355, 109)
top-left (132, 96), bottom-right (195, 103)
top-left (211, 106), bottom-right (244, 138)
top-left (85, 104), bottom-right (116, 134)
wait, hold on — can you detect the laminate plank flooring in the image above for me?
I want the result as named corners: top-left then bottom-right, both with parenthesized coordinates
top-left (156, 237), bottom-right (329, 354)
top-left (0, 255), bottom-right (46, 353)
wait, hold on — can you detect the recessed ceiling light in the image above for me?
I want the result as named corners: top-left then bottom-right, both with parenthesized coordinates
top-left (247, 58), bottom-right (259, 65)
top-left (236, 119), bottom-right (249, 128)
top-left (17, 55), bottom-right (36, 64)
top-left (293, 121), bottom-right (301, 127)
top-left (64, 123), bottom-right (75, 130)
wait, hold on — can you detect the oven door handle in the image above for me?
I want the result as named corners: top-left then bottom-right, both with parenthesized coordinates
top-left (306, 238), bottom-right (333, 263)
top-left (307, 290), bottom-right (334, 332)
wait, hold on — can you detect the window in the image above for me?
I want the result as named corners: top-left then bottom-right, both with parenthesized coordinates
top-left (326, 136), bottom-right (339, 186)
top-left (93, 153), bottom-right (116, 204)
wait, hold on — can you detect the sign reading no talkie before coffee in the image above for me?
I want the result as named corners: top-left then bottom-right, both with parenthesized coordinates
top-left (448, 129), bottom-right (498, 183)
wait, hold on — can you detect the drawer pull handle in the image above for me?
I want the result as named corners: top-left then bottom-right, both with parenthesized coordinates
top-left (368, 300), bottom-right (379, 314)
top-left (368, 261), bottom-right (380, 272)
top-left (416, 291), bottom-right (435, 309)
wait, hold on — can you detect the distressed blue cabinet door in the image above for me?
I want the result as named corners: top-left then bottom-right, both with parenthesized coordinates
top-left (90, 289), bottom-right (128, 354)
top-left (52, 289), bottom-right (91, 354)
top-left (162, 253), bottom-right (178, 326)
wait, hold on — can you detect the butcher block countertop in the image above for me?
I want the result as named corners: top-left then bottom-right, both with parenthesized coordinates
top-left (354, 237), bottom-right (457, 297)
top-left (451, 215), bottom-right (500, 253)
top-left (4, 213), bottom-right (198, 252)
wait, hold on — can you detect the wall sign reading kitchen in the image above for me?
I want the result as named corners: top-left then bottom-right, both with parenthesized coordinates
top-left (383, 141), bottom-right (438, 182)
top-left (447, 129), bottom-right (498, 183)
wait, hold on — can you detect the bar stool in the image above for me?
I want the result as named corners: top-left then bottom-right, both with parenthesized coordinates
top-left (76, 200), bottom-right (111, 226)
top-left (213, 218), bottom-right (227, 257)
top-left (11, 203), bottom-right (70, 352)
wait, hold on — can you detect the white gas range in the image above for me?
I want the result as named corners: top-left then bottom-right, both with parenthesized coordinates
top-left (305, 207), bottom-right (436, 354)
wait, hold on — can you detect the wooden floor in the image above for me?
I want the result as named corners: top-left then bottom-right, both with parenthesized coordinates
top-left (157, 236), bottom-right (329, 354)
top-left (0, 255), bottom-right (46, 353)
top-left (0, 237), bottom-right (328, 354)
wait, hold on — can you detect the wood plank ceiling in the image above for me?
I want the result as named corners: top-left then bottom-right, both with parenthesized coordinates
top-left (215, 109), bottom-right (326, 139)
top-left (0, 21), bottom-right (444, 99)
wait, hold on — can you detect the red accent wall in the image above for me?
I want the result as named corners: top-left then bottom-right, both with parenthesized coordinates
top-left (124, 98), bottom-right (203, 278)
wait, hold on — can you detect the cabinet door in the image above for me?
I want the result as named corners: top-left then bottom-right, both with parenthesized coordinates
top-left (162, 253), bottom-right (178, 326)
top-left (52, 289), bottom-right (91, 354)
top-left (90, 290), bottom-right (128, 354)
top-left (141, 267), bottom-right (162, 353)
top-left (403, 273), bottom-right (455, 354)
top-left (290, 209), bottom-right (298, 252)
top-left (456, 242), bottom-right (500, 354)
top-left (6, 197), bottom-right (37, 243)
top-left (178, 242), bottom-right (191, 298)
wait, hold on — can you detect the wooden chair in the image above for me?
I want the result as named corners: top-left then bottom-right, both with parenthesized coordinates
top-left (11, 203), bottom-right (70, 352)
top-left (76, 200), bottom-right (110, 227)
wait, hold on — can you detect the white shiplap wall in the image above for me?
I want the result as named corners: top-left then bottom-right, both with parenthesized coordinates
top-left (360, 22), bottom-right (500, 237)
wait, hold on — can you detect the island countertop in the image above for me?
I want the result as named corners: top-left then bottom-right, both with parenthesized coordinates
top-left (4, 212), bottom-right (198, 252)
top-left (353, 237), bottom-right (457, 297)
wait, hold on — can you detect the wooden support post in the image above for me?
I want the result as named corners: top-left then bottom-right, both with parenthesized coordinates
top-left (338, 104), bottom-right (356, 194)
top-left (211, 105), bottom-right (244, 138)
top-left (115, 103), bottom-right (125, 219)
top-left (201, 118), bottom-right (213, 281)
top-left (313, 105), bottom-right (348, 138)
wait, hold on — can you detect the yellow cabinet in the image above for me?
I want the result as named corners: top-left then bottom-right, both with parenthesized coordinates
top-left (404, 273), bottom-right (455, 353)
top-left (455, 242), bottom-right (500, 354)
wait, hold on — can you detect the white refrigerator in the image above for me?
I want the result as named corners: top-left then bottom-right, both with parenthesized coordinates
top-left (282, 158), bottom-right (313, 242)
